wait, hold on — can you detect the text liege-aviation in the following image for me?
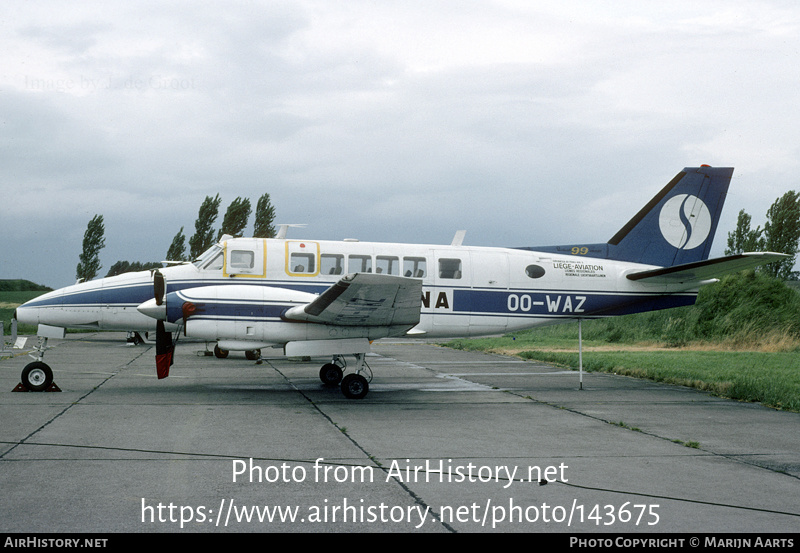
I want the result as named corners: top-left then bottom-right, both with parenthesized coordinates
top-left (15, 166), bottom-right (786, 398)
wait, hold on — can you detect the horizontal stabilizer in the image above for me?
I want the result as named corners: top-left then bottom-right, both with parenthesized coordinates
top-left (626, 252), bottom-right (789, 284)
top-left (283, 273), bottom-right (423, 327)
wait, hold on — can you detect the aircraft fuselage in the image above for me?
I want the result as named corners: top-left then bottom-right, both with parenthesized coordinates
top-left (16, 236), bottom-right (694, 342)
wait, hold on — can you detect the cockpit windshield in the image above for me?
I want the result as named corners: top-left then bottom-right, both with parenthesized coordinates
top-left (193, 244), bottom-right (224, 270)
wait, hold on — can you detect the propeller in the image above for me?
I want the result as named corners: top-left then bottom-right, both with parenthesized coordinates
top-left (143, 271), bottom-right (199, 378)
top-left (151, 270), bottom-right (173, 379)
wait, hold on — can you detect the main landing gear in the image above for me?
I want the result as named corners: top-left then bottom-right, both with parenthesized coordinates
top-left (211, 344), bottom-right (261, 360)
top-left (318, 353), bottom-right (372, 399)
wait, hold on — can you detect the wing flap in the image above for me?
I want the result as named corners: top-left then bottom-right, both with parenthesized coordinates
top-left (626, 252), bottom-right (789, 284)
top-left (283, 273), bottom-right (423, 327)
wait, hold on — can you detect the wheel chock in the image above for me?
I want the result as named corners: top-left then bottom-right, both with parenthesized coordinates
top-left (12, 382), bottom-right (61, 392)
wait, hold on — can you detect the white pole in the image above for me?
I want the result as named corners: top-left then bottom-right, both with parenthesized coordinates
top-left (578, 319), bottom-right (583, 390)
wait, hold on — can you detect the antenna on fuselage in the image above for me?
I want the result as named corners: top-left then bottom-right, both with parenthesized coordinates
top-left (275, 224), bottom-right (307, 239)
top-left (450, 230), bottom-right (466, 246)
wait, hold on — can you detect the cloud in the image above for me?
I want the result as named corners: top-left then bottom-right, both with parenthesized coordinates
top-left (2, 1), bottom-right (800, 287)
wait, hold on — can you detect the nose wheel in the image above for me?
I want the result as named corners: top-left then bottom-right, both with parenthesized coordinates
top-left (21, 362), bottom-right (54, 391)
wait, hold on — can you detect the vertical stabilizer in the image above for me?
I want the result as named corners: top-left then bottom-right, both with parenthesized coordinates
top-left (606, 166), bottom-right (732, 266)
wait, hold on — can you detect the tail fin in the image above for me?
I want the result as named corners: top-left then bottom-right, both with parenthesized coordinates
top-left (606, 166), bottom-right (732, 266)
top-left (521, 166), bottom-right (733, 267)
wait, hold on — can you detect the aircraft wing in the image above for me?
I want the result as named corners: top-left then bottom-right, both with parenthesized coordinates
top-left (283, 273), bottom-right (423, 327)
top-left (626, 252), bottom-right (790, 284)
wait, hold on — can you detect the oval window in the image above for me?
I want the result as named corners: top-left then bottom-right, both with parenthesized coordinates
top-left (525, 264), bottom-right (546, 279)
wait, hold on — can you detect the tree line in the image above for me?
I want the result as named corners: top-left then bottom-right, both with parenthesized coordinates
top-left (75, 193), bottom-right (276, 281)
top-left (74, 189), bottom-right (800, 283)
top-left (725, 190), bottom-right (800, 280)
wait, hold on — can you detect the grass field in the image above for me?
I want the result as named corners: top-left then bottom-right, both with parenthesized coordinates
top-left (1, 290), bottom-right (46, 336)
top-left (443, 322), bottom-right (800, 413)
top-left (443, 272), bottom-right (800, 412)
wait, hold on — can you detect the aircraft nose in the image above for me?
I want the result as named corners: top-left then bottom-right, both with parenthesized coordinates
top-left (137, 298), bottom-right (167, 320)
top-left (14, 305), bottom-right (37, 325)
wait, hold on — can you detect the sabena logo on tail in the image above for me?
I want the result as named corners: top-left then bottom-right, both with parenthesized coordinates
top-left (658, 194), bottom-right (712, 250)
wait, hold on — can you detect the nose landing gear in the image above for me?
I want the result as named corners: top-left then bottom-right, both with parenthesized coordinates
top-left (15, 335), bottom-right (61, 392)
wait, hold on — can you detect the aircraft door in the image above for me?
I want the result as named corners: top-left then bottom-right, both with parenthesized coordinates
top-left (224, 239), bottom-right (267, 279)
top-left (468, 250), bottom-right (509, 333)
top-left (432, 251), bottom-right (469, 331)
top-left (285, 241), bottom-right (320, 277)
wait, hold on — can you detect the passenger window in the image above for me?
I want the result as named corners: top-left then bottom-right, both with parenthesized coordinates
top-left (321, 254), bottom-right (344, 275)
top-left (376, 256), bottom-right (399, 275)
top-left (348, 255), bottom-right (372, 273)
top-left (290, 253), bottom-right (316, 274)
top-left (230, 250), bottom-right (254, 269)
top-left (438, 258), bottom-right (462, 279)
top-left (403, 257), bottom-right (427, 278)
top-left (525, 264), bottom-right (546, 279)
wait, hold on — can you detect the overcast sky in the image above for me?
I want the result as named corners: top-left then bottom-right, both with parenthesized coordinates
top-left (2, 1), bottom-right (799, 288)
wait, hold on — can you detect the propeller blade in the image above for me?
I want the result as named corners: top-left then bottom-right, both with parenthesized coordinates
top-left (155, 320), bottom-right (173, 379)
top-left (154, 270), bottom-right (166, 306)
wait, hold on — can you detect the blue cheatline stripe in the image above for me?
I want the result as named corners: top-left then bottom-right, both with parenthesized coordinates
top-left (22, 283), bottom-right (154, 308)
top-left (452, 289), bottom-right (696, 317)
top-left (22, 276), bottom-right (696, 322)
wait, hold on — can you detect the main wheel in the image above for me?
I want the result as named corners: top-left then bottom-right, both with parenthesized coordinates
top-left (214, 345), bottom-right (229, 358)
top-left (245, 349), bottom-right (261, 361)
top-left (341, 373), bottom-right (369, 399)
top-left (21, 362), bottom-right (53, 392)
top-left (319, 363), bottom-right (343, 385)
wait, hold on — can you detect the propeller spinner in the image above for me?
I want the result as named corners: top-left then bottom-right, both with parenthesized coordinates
top-left (137, 270), bottom-right (167, 320)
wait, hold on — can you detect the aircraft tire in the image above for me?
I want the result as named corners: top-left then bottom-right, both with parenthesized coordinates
top-left (319, 363), bottom-right (343, 385)
top-left (245, 349), bottom-right (261, 361)
top-left (341, 374), bottom-right (369, 399)
top-left (21, 362), bottom-right (53, 392)
top-left (214, 345), bottom-right (229, 359)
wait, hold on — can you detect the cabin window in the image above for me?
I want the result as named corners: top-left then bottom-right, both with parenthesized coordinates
top-left (438, 258), bottom-right (462, 279)
top-left (204, 252), bottom-right (224, 271)
top-left (229, 250), bottom-right (254, 269)
top-left (321, 254), bottom-right (344, 275)
top-left (376, 256), bottom-right (399, 275)
top-left (525, 264), bottom-right (546, 279)
top-left (348, 255), bottom-right (372, 273)
top-left (290, 253), bottom-right (316, 274)
top-left (403, 257), bottom-right (427, 278)
top-left (194, 245), bottom-right (223, 269)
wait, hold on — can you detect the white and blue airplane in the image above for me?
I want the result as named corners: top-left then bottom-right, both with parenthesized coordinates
top-left (14, 166), bottom-right (786, 398)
